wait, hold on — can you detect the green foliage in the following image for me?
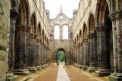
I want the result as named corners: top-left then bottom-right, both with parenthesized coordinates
top-left (57, 51), bottom-right (65, 62)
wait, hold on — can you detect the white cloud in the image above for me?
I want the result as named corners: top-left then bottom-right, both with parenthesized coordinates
top-left (43, 0), bottom-right (80, 18)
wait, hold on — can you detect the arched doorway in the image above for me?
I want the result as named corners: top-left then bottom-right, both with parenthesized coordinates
top-left (56, 48), bottom-right (65, 65)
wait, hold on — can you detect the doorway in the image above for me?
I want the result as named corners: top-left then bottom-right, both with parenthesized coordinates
top-left (56, 48), bottom-right (65, 65)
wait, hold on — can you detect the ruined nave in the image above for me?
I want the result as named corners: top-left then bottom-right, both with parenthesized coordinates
top-left (0, 0), bottom-right (122, 81)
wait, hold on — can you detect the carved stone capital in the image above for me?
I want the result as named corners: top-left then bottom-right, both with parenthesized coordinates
top-left (109, 10), bottom-right (122, 20)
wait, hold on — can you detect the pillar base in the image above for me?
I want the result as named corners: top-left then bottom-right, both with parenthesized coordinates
top-left (88, 67), bottom-right (96, 72)
top-left (37, 66), bottom-right (42, 71)
top-left (109, 73), bottom-right (122, 81)
top-left (95, 69), bottom-right (111, 77)
top-left (14, 69), bottom-right (30, 75)
top-left (6, 73), bottom-right (17, 81)
top-left (28, 67), bottom-right (37, 73)
top-left (82, 66), bottom-right (88, 71)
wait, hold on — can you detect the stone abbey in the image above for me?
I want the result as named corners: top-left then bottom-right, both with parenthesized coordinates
top-left (0, 0), bottom-right (122, 81)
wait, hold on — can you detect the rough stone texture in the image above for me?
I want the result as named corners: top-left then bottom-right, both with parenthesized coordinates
top-left (0, 0), bottom-right (10, 81)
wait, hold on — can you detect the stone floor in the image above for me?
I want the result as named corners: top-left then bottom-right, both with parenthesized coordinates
top-left (17, 63), bottom-right (109, 81)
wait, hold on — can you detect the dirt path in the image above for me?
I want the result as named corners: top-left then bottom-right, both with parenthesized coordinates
top-left (33, 64), bottom-right (58, 81)
top-left (65, 66), bottom-right (108, 81)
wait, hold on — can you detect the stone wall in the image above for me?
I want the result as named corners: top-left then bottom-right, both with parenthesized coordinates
top-left (0, 0), bottom-right (10, 81)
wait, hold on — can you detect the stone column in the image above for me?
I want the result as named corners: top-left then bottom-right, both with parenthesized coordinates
top-left (78, 45), bottom-right (81, 64)
top-left (88, 33), bottom-right (98, 72)
top-left (76, 46), bottom-right (79, 64)
top-left (9, 9), bottom-right (18, 73)
top-left (42, 43), bottom-right (45, 64)
top-left (40, 43), bottom-right (43, 64)
top-left (28, 33), bottom-right (36, 67)
top-left (80, 43), bottom-right (83, 65)
top-left (96, 26), bottom-right (110, 76)
top-left (44, 44), bottom-right (46, 64)
top-left (36, 37), bottom-right (40, 66)
top-left (14, 25), bottom-right (29, 73)
top-left (82, 39), bottom-right (89, 70)
top-left (74, 48), bottom-right (77, 63)
top-left (109, 9), bottom-right (122, 81)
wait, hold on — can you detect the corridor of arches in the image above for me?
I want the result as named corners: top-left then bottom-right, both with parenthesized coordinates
top-left (0, 0), bottom-right (122, 81)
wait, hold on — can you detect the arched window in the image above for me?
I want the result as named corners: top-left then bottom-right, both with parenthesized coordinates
top-left (54, 25), bottom-right (60, 39)
top-left (63, 25), bottom-right (68, 39)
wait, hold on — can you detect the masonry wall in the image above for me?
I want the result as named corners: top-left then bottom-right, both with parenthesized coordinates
top-left (0, 0), bottom-right (10, 81)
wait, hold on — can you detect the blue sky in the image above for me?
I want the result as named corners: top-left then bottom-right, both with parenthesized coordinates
top-left (43, 0), bottom-right (80, 18)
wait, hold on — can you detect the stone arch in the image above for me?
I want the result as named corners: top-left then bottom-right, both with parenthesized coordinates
top-left (17, 0), bottom-right (30, 25)
top-left (42, 30), bottom-right (44, 42)
top-left (83, 23), bottom-right (87, 40)
top-left (31, 12), bottom-right (37, 34)
top-left (79, 30), bottom-right (82, 43)
top-left (56, 48), bottom-right (66, 64)
top-left (37, 22), bottom-right (41, 35)
top-left (88, 13), bottom-right (95, 34)
top-left (14, 0), bottom-right (30, 70)
top-left (95, 0), bottom-right (110, 25)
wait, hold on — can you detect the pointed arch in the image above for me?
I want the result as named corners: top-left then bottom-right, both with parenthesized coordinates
top-left (31, 12), bottom-right (37, 34)
top-left (17, 0), bottom-right (30, 25)
top-left (83, 23), bottom-right (87, 40)
top-left (88, 13), bottom-right (95, 34)
top-left (95, 0), bottom-right (110, 25)
top-left (37, 22), bottom-right (41, 36)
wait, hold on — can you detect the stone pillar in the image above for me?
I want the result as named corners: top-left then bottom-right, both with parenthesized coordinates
top-left (74, 48), bottom-right (77, 63)
top-left (28, 33), bottom-right (36, 67)
top-left (78, 45), bottom-right (81, 64)
top-left (80, 43), bottom-right (83, 65)
top-left (42, 43), bottom-right (45, 64)
top-left (82, 39), bottom-right (89, 70)
top-left (9, 9), bottom-right (18, 73)
top-left (95, 26), bottom-right (110, 76)
top-left (76, 46), bottom-right (79, 64)
top-left (14, 25), bottom-right (29, 74)
top-left (28, 34), bottom-right (38, 72)
top-left (39, 40), bottom-right (42, 65)
top-left (44, 44), bottom-right (46, 64)
top-left (85, 39), bottom-right (89, 66)
top-left (36, 37), bottom-right (40, 66)
top-left (88, 33), bottom-right (98, 72)
top-left (109, 9), bottom-right (122, 81)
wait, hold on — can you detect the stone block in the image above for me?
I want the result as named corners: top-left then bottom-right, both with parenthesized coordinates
top-left (28, 67), bottom-right (37, 73)
top-left (14, 69), bottom-right (30, 75)
top-left (109, 73), bottom-right (122, 81)
top-left (95, 69), bottom-right (111, 77)
top-left (82, 66), bottom-right (88, 71)
top-left (6, 73), bottom-right (17, 81)
top-left (37, 66), bottom-right (42, 71)
top-left (88, 67), bottom-right (96, 72)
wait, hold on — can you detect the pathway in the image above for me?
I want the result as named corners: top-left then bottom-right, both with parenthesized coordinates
top-left (32, 64), bottom-right (108, 81)
top-left (56, 64), bottom-right (70, 81)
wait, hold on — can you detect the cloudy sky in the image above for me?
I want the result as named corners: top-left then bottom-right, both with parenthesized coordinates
top-left (43, 0), bottom-right (80, 19)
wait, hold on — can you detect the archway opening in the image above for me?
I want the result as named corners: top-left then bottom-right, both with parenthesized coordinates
top-left (104, 6), bottom-right (113, 70)
top-left (56, 48), bottom-right (65, 65)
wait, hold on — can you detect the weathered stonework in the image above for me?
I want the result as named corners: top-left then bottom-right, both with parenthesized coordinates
top-left (0, 0), bottom-right (10, 81)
